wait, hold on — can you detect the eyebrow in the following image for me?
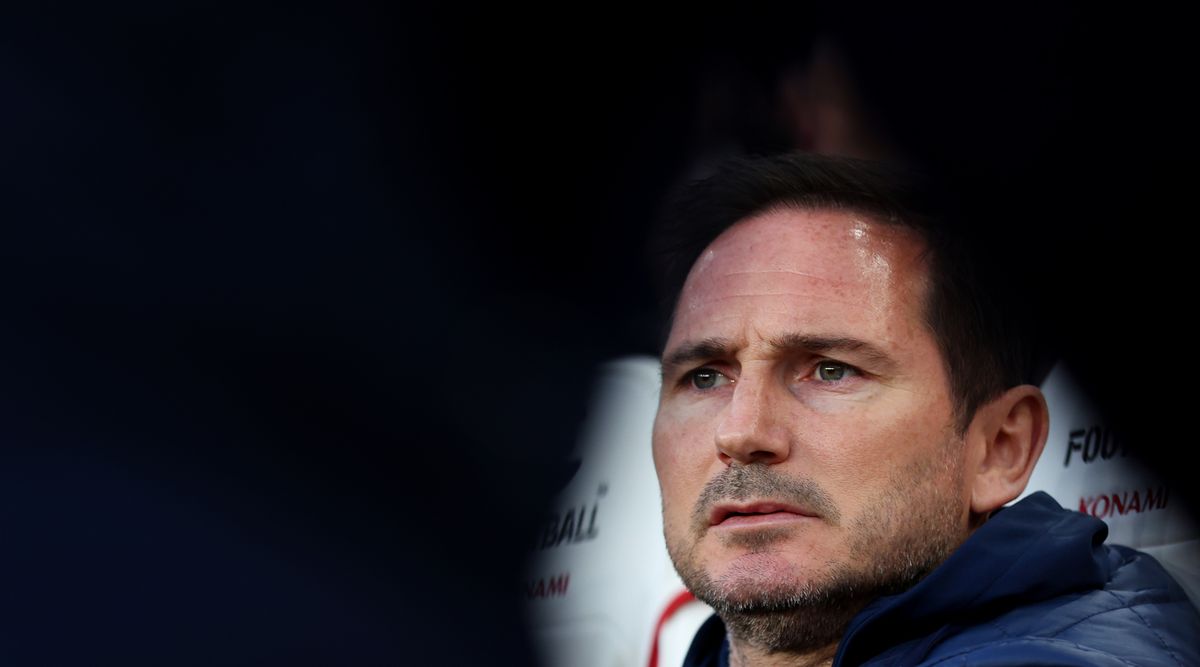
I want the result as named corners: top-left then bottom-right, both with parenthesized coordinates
top-left (661, 337), bottom-right (734, 377)
top-left (660, 333), bottom-right (900, 377)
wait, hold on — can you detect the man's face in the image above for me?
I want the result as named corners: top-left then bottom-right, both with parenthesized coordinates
top-left (652, 207), bottom-right (973, 649)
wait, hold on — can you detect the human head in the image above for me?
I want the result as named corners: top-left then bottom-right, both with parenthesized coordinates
top-left (648, 152), bottom-right (1050, 658)
top-left (650, 152), bottom-right (1035, 435)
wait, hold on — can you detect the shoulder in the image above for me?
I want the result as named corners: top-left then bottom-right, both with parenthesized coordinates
top-left (919, 637), bottom-right (1152, 666)
top-left (911, 546), bottom-right (1200, 667)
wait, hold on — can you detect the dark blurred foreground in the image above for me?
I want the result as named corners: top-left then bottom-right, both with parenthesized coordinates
top-left (1, 4), bottom-right (1195, 665)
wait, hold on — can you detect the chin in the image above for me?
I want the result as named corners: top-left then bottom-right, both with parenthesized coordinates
top-left (698, 552), bottom-right (826, 611)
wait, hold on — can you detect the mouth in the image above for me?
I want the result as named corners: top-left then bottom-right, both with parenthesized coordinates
top-left (709, 501), bottom-right (817, 527)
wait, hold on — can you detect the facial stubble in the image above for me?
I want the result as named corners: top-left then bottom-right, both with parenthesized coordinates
top-left (664, 448), bottom-right (967, 656)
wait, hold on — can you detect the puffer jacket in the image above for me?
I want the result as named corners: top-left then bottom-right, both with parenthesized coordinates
top-left (682, 491), bottom-right (1200, 666)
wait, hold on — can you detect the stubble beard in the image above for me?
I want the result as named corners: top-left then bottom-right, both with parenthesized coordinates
top-left (665, 450), bottom-right (967, 656)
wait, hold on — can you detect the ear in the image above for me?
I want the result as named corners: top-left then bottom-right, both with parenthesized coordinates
top-left (965, 384), bottom-right (1050, 516)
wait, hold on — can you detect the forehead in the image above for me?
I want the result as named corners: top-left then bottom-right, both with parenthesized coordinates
top-left (669, 206), bottom-right (930, 348)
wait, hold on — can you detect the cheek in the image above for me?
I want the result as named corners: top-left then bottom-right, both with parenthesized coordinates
top-left (650, 418), bottom-right (678, 484)
top-left (653, 405), bottom-right (711, 468)
top-left (822, 417), bottom-right (955, 510)
top-left (652, 413), bottom-right (710, 509)
top-left (798, 410), bottom-right (930, 484)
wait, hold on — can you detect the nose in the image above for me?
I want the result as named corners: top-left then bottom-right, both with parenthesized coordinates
top-left (714, 370), bottom-right (791, 466)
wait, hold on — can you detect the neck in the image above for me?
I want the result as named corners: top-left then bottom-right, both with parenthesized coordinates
top-left (713, 594), bottom-right (864, 667)
top-left (728, 638), bottom-right (838, 667)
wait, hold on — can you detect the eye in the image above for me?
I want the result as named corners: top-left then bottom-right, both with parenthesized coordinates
top-left (812, 360), bottom-right (859, 383)
top-left (686, 367), bottom-right (730, 390)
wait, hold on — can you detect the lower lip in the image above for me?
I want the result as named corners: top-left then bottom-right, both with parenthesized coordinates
top-left (716, 512), bottom-right (814, 528)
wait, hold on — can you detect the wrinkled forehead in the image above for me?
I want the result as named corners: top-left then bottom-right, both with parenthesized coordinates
top-left (671, 207), bottom-right (931, 340)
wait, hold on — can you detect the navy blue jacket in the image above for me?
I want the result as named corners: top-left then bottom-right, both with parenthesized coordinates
top-left (682, 492), bottom-right (1199, 666)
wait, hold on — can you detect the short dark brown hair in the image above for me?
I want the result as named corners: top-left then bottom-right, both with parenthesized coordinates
top-left (648, 152), bottom-right (1035, 434)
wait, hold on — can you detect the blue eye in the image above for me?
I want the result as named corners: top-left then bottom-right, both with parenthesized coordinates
top-left (689, 368), bottom-right (727, 390)
top-left (814, 361), bottom-right (857, 382)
